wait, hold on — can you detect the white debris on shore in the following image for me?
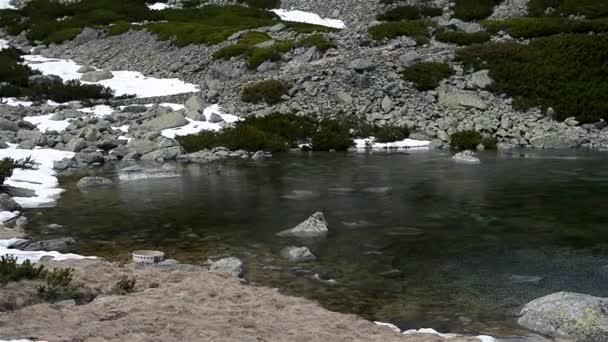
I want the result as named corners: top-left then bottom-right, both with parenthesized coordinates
top-left (0, 238), bottom-right (94, 264)
top-left (161, 104), bottom-right (241, 139)
top-left (270, 9), bottom-right (346, 29)
top-left (354, 137), bottom-right (431, 150)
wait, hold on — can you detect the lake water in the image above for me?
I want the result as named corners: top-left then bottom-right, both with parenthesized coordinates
top-left (25, 149), bottom-right (608, 337)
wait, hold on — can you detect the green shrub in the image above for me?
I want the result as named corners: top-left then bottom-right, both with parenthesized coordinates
top-left (246, 40), bottom-right (294, 68)
top-left (456, 34), bottom-right (608, 122)
top-left (436, 30), bottom-right (491, 45)
top-left (481, 136), bottom-right (498, 149)
top-left (483, 17), bottom-right (608, 38)
top-left (528, 0), bottom-right (608, 18)
top-left (212, 32), bottom-right (271, 60)
top-left (241, 79), bottom-right (290, 104)
top-left (36, 267), bottom-right (77, 302)
top-left (296, 33), bottom-right (336, 52)
top-left (30, 79), bottom-right (114, 103)
top-left (177, 125), bottom-right (289, 152)
top-left (368, 20), bottom-right (430, 44)
top-left (402, 62), bottom-right (454, 91)
top-left (0, 157), bottom-right (38, 186)
top-left (377, 5), bottom-right (442, 21)
top-left (107, 20), bottom-right (132, 36)
top-left (450, 130), bottom-right (482, 149)
top-left (112, 275), bottom-right (136, 295)
top-left (241, 113), bottom-right (316, 144)
top-left (181, 0), bottom-right (204, 8)
top-left (371, 125), bottom-right (411, 143)
top-left (453, 0), bottom-right (502, 21)
top-left (236, 0), bottom-right (280, 9)
top-left (286, 22), bottom-right (338, 33)
top-left (0, 256), bottom-right (45, 284)
top-left (311, 120), bottom-right (353, 151)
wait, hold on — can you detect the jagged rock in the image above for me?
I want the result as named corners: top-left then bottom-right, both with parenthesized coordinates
top-left (75, 151), bottom-right (105, 165)
top-left (209, 257), bottom-right (244, 277)
top-left (518, 292), bottom-right (608, 341)
top-left (81, 70), bottom-right (113, 82)
top-left (452, 150), bottom-right (480, 163)
top-left (438, 86), bottom-right (488, 110)
top-left (446, 19), bottom-right (483, 33)
top-left (185, 95), bottom-right (205, 113)
top-left (208, 113), bottom-right (224, 123)
top-left (73, 27), bottom-right (99, 45)
top-left (0, 193), bottom-right (21, 212)
top-left (468, 70), bottom-right (493, 89)
top-left (381, 96), bottom-right (394, 113)
top-left (349, 59), bottom-right (376, 72)
top-left (293, 47), bottom-right (320, 64)
top-left (277, 212), bottom-right (328, 238)
top-left (142, 112), bottom-right (187, 130)
top-left (280, 246), bottom-right (316, 263)
top-left (16, 129), bottom-right (42, 142)
top-left (337, 91), bottom-right (353, 104)
top-left (140, 146), bottom-right (183, 161)
top-left (76, 176), bottom-right (114, 190)
top-left (0, 118), bottom-right (18, 132)
top-left (65, 137), bottom-right (87, 152)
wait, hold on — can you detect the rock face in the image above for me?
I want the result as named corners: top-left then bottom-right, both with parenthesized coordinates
top-left (280, 246), bottom-right (316, 263)
top-left (452, 150), bottom-right (480, 164)
top-left (76, 176), bottom-right (114, 190)
top-left (518, 292), bottom-right (608, 341)
top-left (209, 257), bottom-right (244, 277)
top-left (0, 193), bottom-right (22, 212)
top-left (80, 70), bottom-right (113, 82)
top-left (277, 212), bottom-right (328, 238)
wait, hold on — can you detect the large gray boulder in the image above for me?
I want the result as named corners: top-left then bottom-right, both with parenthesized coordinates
top-left (80, 70), bottom-right (113, 82)
top-left (452, 150), bottom-right (480, 164)
top-left (73, 27), bottom-right (100, 45)
top-left (140, 146), bottom-right (183, 161)
top-left (0, 193), bottom-right (22, 212)
top-left (141, 112), bottom-right (187, 130)
top-left (529, 133), bottom-right (580, 149)
top-left (349, 58), bottom-right (376, 72)
top-left (178, 151), bottom-right (223, 164)
top-left (468, 70), bottom-right (493, 89)
top-left (280, 246), bottom-right (316, 263)
top-left (21, 237), bottom-right (78, 253)
top-left (518, 292), bottom-right (608, 341)
top-left (209, 257), bottom-right (244, 277)
top-left (0, 118), bottom-right (19, 132)
top-left (184, 95), bottom-right (206, 121)
top-left (438, 86), bottom-right (488, 110)
top-left (76, 176), bottom-right (114, 190)
top-left (277, 212), bottom-right (328, 238)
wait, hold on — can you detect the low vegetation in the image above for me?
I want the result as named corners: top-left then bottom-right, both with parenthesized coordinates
top-left (481, 136), bottom-right (498, 149)
top-left (435, 30), bottom-right (491, 45)
top-left (453, 0), bottom-right (502, 21)
top-left (0, 157), bottom-right (38, 187)
top-left (0, 256), bottom-right (45, 284)
top-left (0, 47), bottom-right (114, 102)
top-left (246, 41), bottom-right (294, 69)
top-left (296, 34), bottom-right (336, 52)
top-left (376, 5), bottom-right (443, 21)
top-left (483, 17), bottom-right (608, 38)
top-left (401, 62), bottom-right (454, 91)
top-left (528, 0), bottom-right (608, 18)
top-left (112, 275), bottom-right (137, 295)
top-left (241, 79), bottom-right (290, 105)
top-left (450, 130), bottom-right (482, 149)
top-left (36, 268), bottom-right (78, 302)
top-left (368, 20), bottom-right (430, 44)
top-left (236, 0), bottom-right (281, 9)
top-left (456, 34), bottom-right (608, 123)
top-left (212, 32), bottom-right (271, 60)
top-left (177, 113), bottom-right (410, 153)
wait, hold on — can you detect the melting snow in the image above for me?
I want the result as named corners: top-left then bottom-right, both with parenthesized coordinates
top-left (0, 238), bottom-right (95, 264)
top-left (1, 98), bottom-right (34, 107)
top-left (0, 0), bottom-right (15, 9)
top-left (0, 38), bottom-right (8, 50)
top-left (23, 114), bottom-right (71, 133)
top-left (23, 55), bottom-right (199, 98)
top-left (147, 2), bottom-right (171, 10)
top-left (79, 104), bottom-right (113, 117)
top-left (161, 104), bottom-right (240, 139)
top-left (0, 211), bottom-right (20, 223)
top-left (0, 146), bottom-right (74, 208)
top-left (353, 137), bottom-right (431, 150)
top-left (270, 9), bottom-right (346, 29)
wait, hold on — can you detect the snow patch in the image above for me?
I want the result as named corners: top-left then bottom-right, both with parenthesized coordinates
top-left (402, 328), bottom-right (496, 342)
top-left (23, 114), bottom-right (70, 133)
top-left (147, 2), bottom-right (171, 10)
top-left (373, 321), bottom-right (401, 333)
top-left (2, 98), bottom-right (33, 107)
top-left (353, 137), bottom-right (431, 150)
top-left (161, 104), bottom-right (240, 139)
top-left (270, 9), bottom-right (345, 29)
top-left (0, 211), bottom-right (20, 223)
top-left (23, 55), bottom-right (198, 98)
top-left (0, 146), bottom-right (74, 208)
top-left (0, 0), bottom-right (15, 9)
top-left (0, 239), bottom-right (95, 264)
top-left (79, 104), bottom-right (113, 117)
top-left (0, 38), bottom-right (9, 50)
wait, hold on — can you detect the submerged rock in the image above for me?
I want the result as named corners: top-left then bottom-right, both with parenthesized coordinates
top-left (518, 292), bottom-right (608, 341)
top-left (76, 176), bottom-right (114, 190)
top-left (280, 246), bottom-right (316, 263)
top-left (0, 193), bottom-right (22, 212)
top-left (277, 212), bottom-right (328, 238)
top-left (452, 150), bottom-right (480, 164)
top-left (20, 237), bottom-right (78, 253)
top-left (209, 257), bottom-right (244, 278)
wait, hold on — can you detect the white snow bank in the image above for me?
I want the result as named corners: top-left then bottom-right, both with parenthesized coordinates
top-left (0, 0), bottom-right (15, 9)
top-left (0, 146), bottom-right (74, 208)
top-left (354, 137), bottom-right (431, 150)
top-left (161, 104), bottom-right (240, 139)
top-left (0, 239), bottom-right (95, 264)
top-left (0, 211), bottom-right (20, 223)
top-left (79, 104), bottom-right (113, 117)
top-left (23, 55), bottom-right (199, 98)
top-left (24, 114), bottom-right (71, 133)
top-left (402, 328), bottom-right (496, 342)
top-left (0, 38), bottom-right (8, 50)
top-left (1, 98), bottom-right (33, 107)
top-left (373, 321), bottom-right (401, 333)
top-left (271, 9), bottom-right (345, 29)
top-left (147, 2), bottom-right (171, 10)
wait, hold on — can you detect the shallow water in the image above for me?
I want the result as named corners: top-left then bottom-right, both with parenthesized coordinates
top-left (26, 149), bottom-right (608, 337)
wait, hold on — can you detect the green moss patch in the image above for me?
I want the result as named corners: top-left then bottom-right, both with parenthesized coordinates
top-left (453, 0), bottom-right (502, 21)
top-left (450, 130), bottom-right (482, 149)
top-left (483, 17), bottom-right (608, 38)
top-left (368, 20), bottom-right (430, 44)
top-left (401, 62), bottom-right (454, 91)
top-left (241, 79), bottom-right (291, 105)
top-left (376, 5), bottom-right (443, 21)
top-left (436, 30), bottom-right (491, 45)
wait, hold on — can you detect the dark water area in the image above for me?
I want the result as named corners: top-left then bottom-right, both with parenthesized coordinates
top-left (26, 149), bottom-right (608, 337)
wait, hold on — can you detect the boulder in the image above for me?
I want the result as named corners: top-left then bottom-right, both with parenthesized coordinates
top-left (251, 151), bottom-right (266, 160)
top-left (518, 292), bottom-right (608, 341)
top-left (140, 146), bottom-right (183, 161)
top-left (22, 237), bottom-right (78, 253)
top-left (81, 70), bottom-right (113, 82)
top-left (337, 91), bottom-right (353, 104)
top-left (121, 105), bottom-right (148, 113)
top-left (438, 86), bottom-right (488, 110)
top-left (185, 95), bottom-right (206, 113)
top-left (349, 59), bottom-right (376, 72)
top-left (208, 113), bottom-right (224, 123)
top-left (452, 150), bottom-right (480, 164)
top-left (16, 129), bottom-right (43, 142)
top-left (142, 112), bottom-right (187, 130)
top-left (73, 27), bottom-right (99, 44)
top-left (468, 70), bottom-right (493, 89)
top-left (178, 151), bottom-right (223, 164)
top-left (77, 65), bottom-right (96, 73)
top-left (447, 18), bottom-right (483, 33)
top-left (75, 151), bottom-right (105, 165)
top-left (529, 133), bottom-right (579, 149)
top-left (209, 257), bottom-right (244, 277)
top-left (399, 51), bottom-right (421, 66)
top-left (76, 176), bottom-right (114, 190)
top-left (280, 246), bottom-right (316, 263)
top-left (0, 193), bottom-right (22, 212)
top-left (0, 118), bottom-right (19, 132)
top-left (381, 96), bottom-right (394, 113)
top-left (277, 212), bottom-right (328, 238)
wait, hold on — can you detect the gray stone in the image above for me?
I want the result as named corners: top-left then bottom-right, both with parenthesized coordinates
top-left (76, 176), bottom-right (114, 190)
top-left (518, 292), bottom-right (608, 341)
top-left (468, 70), bottom-right (493, 89)
top-left (185, 95), bottom-right (206, 113)
top-left (208, 113), bottom-right (224, 123)
top-left (65, 138), bottom-right (87, 152)
top-left (178, 150), bottom-right (223, 164)
top-left (142, 111), bottom-right (187, 130)
top-left (75, 151), bottom-right (105, 164)
top-left (399, 51), bottom-right (421, 66)
top-left (529, 133), bottom-right (579, 149)
top-left (140, 146), bottom-right (183, 161)
top-left (438, 86), bottom-right (488, 110)
top-left (73, 27), bottom-right (99, 45)
top-left (80, 70), bottom-right (113, 82)
top-left (121, 105), bottom-right (148, 113)
top-left (337, 91), bottom-right (353, 104)
top-left (254, 40), bottom-right (275, 49)
top-left (280, 246), bottom-right (316, 263)
top-left (447, 18), bottom-right (483, 33)
top-left (293, 47), bottom-right (320, 64)
top-left (16, 129), bottom-right (42, 142)
top-left (277, 212), bottom-right (328, 238)
top-left (381, 96), bottom-right (394, 113)
top-left (256, 61), bottom-right (277, 73)
top-left (268, 23), bottom-right (286, 33)
top-left (22, 237), bottom-right (77, 253)
top-left (0, 118), bottom-right (19, 132)
top-left (210, 257), bottom-right (244, 277)
top-left (452, 150), bottom-right (480, 164)
top-left (0, 193), bottom-right (22, 212)
top-left (76, 65), bottom-right (96, 73)
top-left (349, 58), bottom-right (376, 72)
top-left (251, 151), bottom-right (265, 160)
